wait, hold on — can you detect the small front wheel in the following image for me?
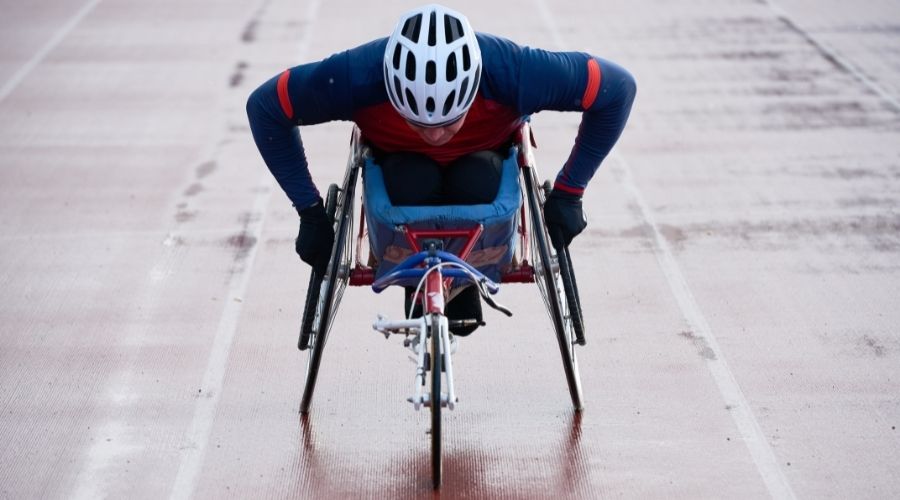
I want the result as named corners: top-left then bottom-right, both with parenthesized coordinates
top-left (430, 314), bottom-right (443, 488)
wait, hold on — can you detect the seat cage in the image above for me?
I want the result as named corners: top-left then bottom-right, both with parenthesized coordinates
top-left (348, 125), bottom-right (538, 287)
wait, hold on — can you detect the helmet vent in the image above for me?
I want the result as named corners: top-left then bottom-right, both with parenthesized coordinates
top-left (445, 16), bottom-right (464, 43)
top-left (446, 52), bottom-right (457, 82)
top-left (464, 66), bottom-right (480, 107)
top-left (405, 52), bottom-right (416, 80)
top-left (388, 85), bottom-right (401, 110)
top-left (405, 89), bottom-right (419, 114)
top-left (443, 90), bottom-right (456, 116)
top-left (426, 60), bottom-right (436, 84)
top-left (402, 14), bottom-right (422, 42)
top-left (426, 97), bottom-right (435, 113)
top-left (427, 11), bottom-right (437, 46)
top-left (458, 77), bottom-right (469, 106)
top-left (393, 76), bottom-right (404, 105)
top-left (462, 45), bottom-right (471, 71)
top-left (392, 44), bottom-right (402, 70)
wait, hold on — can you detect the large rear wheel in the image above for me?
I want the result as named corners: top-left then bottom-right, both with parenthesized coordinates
top-left (557, 237), bottom-right (586, 346)
top-left (524, 168), bottom-right (584, 411)
top-left (298, 183), bottom-right (340, 350)
top-left (299, 168), bottom-right (359, 414)
top-left (538, 181), bottom-right (586, 347)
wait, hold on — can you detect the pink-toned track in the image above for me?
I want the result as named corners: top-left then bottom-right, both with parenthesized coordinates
top-left (1, 0), bottom-right (899, 498)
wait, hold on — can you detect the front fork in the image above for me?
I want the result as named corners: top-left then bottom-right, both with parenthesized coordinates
top-left (425, 270), bottom-right (445, 315)
top-left (372, 264), bottom-right (457, 412)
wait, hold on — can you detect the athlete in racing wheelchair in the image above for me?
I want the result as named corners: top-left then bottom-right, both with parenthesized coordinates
top-left (246, 3), bottom-right (635, 488)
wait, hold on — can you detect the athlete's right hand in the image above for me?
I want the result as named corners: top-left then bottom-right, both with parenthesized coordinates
top-left (295, 198), bottom-right (334, 276)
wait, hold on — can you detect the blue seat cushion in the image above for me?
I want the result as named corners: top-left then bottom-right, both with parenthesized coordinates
top-left (363, 148), bottom-right (521, 284)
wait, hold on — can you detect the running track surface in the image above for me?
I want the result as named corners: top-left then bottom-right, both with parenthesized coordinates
top-left (1, 0), bottom-right (899, 498)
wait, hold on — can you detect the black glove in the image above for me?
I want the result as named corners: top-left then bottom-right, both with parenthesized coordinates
top-left (543, 189), bottom-right (587, 249)
top-left (295, 198), bottom-right (334, 276)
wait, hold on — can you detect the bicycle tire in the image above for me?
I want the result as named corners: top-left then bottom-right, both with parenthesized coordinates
top-left (300, 170), bottom-right (358, 414)
top-left (524, 167), bottom-right (583, 411)
top-left (430, 314), bottom-right (442, 489)
top-left (298, 272), bottom-right (321, 350)
top-left (558, 246), bottom-right (586, 346)
top-left (298, 184), bottom-right (340, 350)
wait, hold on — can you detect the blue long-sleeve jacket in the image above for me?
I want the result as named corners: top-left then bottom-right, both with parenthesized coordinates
top-left (246, 33), bottom-right (636, 209)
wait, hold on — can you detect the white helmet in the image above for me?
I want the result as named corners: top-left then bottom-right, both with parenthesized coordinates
top-left (383, 4), bottom-right (482, 127)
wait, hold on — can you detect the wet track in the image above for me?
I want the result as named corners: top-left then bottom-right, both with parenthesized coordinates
top-left (2, 0), bottom-right (900, 498)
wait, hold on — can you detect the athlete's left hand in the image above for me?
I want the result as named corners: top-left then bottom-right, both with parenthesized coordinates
top-left (543, 189), bottom-right (587, 249)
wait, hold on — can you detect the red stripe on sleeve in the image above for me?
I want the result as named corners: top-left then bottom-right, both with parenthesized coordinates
top-left (553, 181), bottom-right (585, 196)
top-left (581, 59), bottom-right (602, 110)
top-left (277, 69), bottom-right (294, 120)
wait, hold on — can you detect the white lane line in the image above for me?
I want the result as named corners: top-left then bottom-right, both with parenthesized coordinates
top-left (168, 174), bottom-right (273, 500)
top-left (70, 421), bottom-right (140, 500)
top-left (0, 0), bottom-right (103, 104)
top-left (614, 153), bottom-right (797, 500)
top-left (167, 0), bottom-right (321, 497)
top-left (764, 0), bottom-right (900, 113)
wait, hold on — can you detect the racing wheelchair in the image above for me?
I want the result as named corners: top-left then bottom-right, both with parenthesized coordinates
top-left (297, 122), bottom-right (586, 488)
